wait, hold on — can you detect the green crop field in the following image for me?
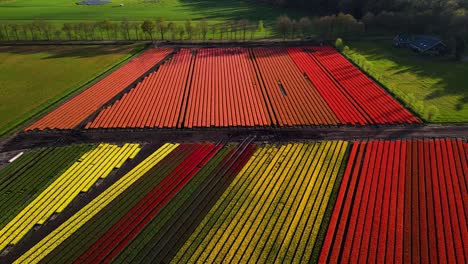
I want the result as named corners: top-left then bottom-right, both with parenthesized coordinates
top-left (0, 44), bottom-right (142, 136)
top-left (0, 0), bottom-right (303, 22)
top-left (344, 41), bottom-right (468, 123)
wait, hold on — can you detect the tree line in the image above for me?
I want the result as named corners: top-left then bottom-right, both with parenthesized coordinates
top-left (276, 13), bottom-right (365, 39)
top-left (257, 0), bottom-right (468, 39)
top-left (0, 14), bottom-right (366, 41)
top-left (0, 18), bottom-right (268, 41)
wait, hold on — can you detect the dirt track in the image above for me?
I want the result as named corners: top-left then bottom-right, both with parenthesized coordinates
top-left (1, 124), bottom-right (467, 153)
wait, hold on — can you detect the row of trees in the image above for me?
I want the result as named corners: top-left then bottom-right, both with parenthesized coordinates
top-left (0, 18), bottom-right (270, 41)
top-left (0, 15), bottom-right (367, 41)
top-left (258, 0), bottom-right (468, 39)
top-left (256, 0), bottom-right (468, 19)
top-left (140, 18), bottom-right (266, 41)
top-left (275, 13), bottom-right (365, 40)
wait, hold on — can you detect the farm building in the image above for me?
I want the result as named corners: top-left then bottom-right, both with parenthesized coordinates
top-left (76, 0), bottom-right (111, 5)
top-left (393, 34), bottom-right (449, 55)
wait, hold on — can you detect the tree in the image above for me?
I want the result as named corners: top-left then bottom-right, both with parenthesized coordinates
top-left (193, 23), bottom-right (201, 40)
top-left (31, 21), bottom-right (43, 39)
top-left (291, 19), bottom-right (299, 38)
top-left (95, 22), bottom-right (104, 40)
top-left (76, 23), bottom-right (86, 40)
top-left (426, 105), bottom-right (440, 121)
top-left (141, 20), bottom-right (155, 40)
top-left (177, 25), bottom-right (185, 40)
top-left (238, 19), bottom-right (249, 41)
top-left (168, 22), bottom-right (177, 40)
top-left (121, 18), bottom-right (131, 40)
top-left (298, 17), bottom-right (312, 38)
top-left (110, 22), bottom-right (119, 39)
top-left (230, 21), bottom-right (238, 40)
top-left (220, 22), bottom-right (229, 40)
top-left (31, 20), bottom-right (54, 40)
top-left (361, 12), bottom-right (375, 32)
top-left (335, 38), bottom-right (344, 51)
top-left (98, 20), bottom-right (113, 39)
top-left (210, 23), bottom-right (217, 40)
top-left (319, 14), bottom-right (333, 37)
top-left (63, 23), bottom-right (74, 40)
top-left (20, 24), bottom-right (29, 40)
top-left (257, 20), bottom-right (265, 37)
top-left (8, 24), bottom-right (20, 40)
top-left (276, 15), bottom-right (292, 40)
top-left (0, 24), bottom-right (9, 40)
top-left (53, 30), bottom-right (61, 40)
top-left (185, 19), bottom-right (194, 40)
top-left (155, 17), bottom-right (168, 40)
top-left (249, 22), bottom-right (257, 39)
top-left (89, 22), bottom-right (98, 40)
top-left (131, 22), bottom-right (140, 40)
top-left (27, 23), bottom-right (36, 40)
top-left (334, 13), bottom-right (360, 37)
top-left (199, 18), bottom-right (209, 41)
top-left (454, 35), bottom-right (466, 61)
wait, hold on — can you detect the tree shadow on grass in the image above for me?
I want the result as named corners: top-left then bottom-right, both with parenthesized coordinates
top-left (0, 45), bottom-right (135, 60)
top-left (177, 0), bottom-right (307, 21)
top-left (350, 41), bottom-right (468, 110)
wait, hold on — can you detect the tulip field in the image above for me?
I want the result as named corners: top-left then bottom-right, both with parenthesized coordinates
top-left (319, 138), bottom-right (468, 264)
top-left (0, 138), bottom-right (465, 263)
top-left (25, 48), bottom-right (173, 131)
top-left (2, 43), bottom-right (466, 264)
top-left (25, 46), bottom-right (420, 132)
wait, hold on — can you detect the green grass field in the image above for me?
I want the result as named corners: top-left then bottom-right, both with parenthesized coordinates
top-left (0, 44), bottom-right (141, 136)
top-left (0, 0), bottom-right (303, 22)
top-left (345, 41), bottom-right (468, 123)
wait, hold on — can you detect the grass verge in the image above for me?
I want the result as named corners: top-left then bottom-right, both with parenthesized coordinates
top-left (0, 44), bottom-right (145, 138)
top-left (344, 41), bottom-right (468, 123)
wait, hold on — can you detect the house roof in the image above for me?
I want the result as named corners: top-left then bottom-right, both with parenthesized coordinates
top-left (408, 36), bottom-right (446, 52)
top-left (395, 34), bottom-right (445, 52)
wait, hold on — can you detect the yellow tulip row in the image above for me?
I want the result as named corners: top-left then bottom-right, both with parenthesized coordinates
top-left (0, 143), bottom-right (140, 252)
top-left (14, 143), bottom-right (178, 264)
top-left (173, 141), bottom-right (348, 264)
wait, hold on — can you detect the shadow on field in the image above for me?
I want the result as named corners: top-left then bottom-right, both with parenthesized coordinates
top-left (350, 41), bottom-right (468, 110)
top-left (178, 0), bottom-right (304, 21)
top-left (0, 45), bottom-right (134, 59)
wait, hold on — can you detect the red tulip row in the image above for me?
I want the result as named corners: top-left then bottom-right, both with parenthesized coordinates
top-left (288, 47), bottom-right (371, 125)
top-left (26, 48), bottom-right (173, 131)
top-left (320, 138), bottom-right (467, 263)
top-left (184, 48), bottom-right (272, 128)
top-left (251, 47), bottom-right (339, 126)
top-left (309, 46), bottom-right (420, 124)
top-left (74, 143), bottom-right (220, 263)
top-left (86, 49), bottom-right (193, 129)
top-left (27, 46), bottom-right (421, 131)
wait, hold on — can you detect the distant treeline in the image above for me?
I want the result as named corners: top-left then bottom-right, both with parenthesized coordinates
top-left (0, 4), bottom-right (466, 43)
top-left (257, 0), bottom-right (468, 38)
top-left (0, 15), bottom-right (367, 41)
top-left (0, 19), bottom-right (267, 41)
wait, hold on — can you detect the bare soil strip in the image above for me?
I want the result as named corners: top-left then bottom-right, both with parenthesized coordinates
top-left (1, 125), bottom-right (467, 153)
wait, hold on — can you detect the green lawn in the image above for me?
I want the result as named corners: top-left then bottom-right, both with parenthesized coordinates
top-left (345, 41), bottom-right (468, 123)
top-left (0, 0), bottom-right (303, 22)
top-left (0, 44), bottom-right (141, 136)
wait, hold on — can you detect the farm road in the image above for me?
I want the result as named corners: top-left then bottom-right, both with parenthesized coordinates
top-left (0, 124), bottom-right (467, 153)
